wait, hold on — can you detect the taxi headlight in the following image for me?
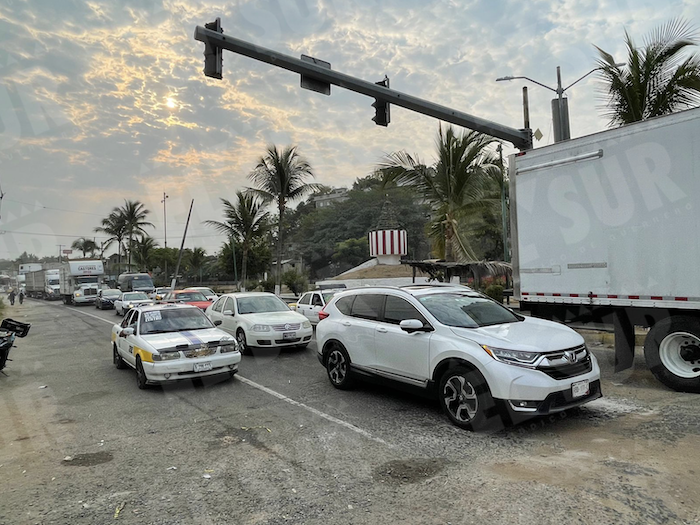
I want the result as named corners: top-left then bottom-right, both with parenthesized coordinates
top-left (152, 351), bottom-right (180, 361)
top-left (302, 321), bottom-right (311, 329)
top-left (252, 324), bottom-right (270, 332)
top-left (219, 341), bottom-right (239, 353)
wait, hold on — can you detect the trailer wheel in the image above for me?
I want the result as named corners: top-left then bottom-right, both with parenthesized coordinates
top-left (644, 316), bottom-right (700, 393)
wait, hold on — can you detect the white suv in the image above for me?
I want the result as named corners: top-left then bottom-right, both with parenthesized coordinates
top-left (316, 285), bottom-right (601, 430)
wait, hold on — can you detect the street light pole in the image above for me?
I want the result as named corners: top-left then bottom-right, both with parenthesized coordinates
top-left (496, 64), bottom-right (624, 143)
top-left (161, 192), bottom-right (169, 285)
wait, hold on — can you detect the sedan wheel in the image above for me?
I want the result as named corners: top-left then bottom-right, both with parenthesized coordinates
top-left (326, 344), bottom-right (354, 390)
top-left (113, 344), bottom-right (127, 369)
top-left (135, 358), bottom-right (149, 389)
top-left (236, 330), bottom-right (251, 356)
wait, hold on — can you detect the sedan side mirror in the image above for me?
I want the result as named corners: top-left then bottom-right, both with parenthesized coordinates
top-left (223, 309), bottom-right (233, 316)
top-left (400, 319), bottom-right (432, 333)
top-left (214, 320), bottom-right (222, 326)
top-left (119, 327), bottom-right (135, 337)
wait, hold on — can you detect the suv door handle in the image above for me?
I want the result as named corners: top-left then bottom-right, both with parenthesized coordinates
top-left (376, 327), bottom-right (387, 333)
top-left (342, 321), bottom-right (351, 327)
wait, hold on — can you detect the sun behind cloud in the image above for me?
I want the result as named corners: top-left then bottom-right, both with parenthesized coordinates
top-left (165, 97), bottom-right (177, 109)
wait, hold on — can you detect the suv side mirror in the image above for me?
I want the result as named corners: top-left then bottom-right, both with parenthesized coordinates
top-left (400, 319), bottom-right (432, 333)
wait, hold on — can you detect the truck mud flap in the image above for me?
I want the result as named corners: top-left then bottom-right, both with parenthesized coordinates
top-left (613, 311), bottom-right (635, 372)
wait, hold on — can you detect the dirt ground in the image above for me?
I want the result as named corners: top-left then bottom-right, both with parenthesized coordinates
top-left (1, 300), bottom-right (699, 524)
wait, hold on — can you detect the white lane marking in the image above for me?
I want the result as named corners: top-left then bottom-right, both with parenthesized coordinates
top-left (236, 375), bottom-right (388, 446)
top-left (60, 303), bottom-right (388, 446)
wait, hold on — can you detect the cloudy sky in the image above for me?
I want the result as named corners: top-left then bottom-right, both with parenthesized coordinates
top-left (0, 0), bottom-right (697, 260)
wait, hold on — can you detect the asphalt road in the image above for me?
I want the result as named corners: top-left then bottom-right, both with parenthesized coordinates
top-left (1, 299), bottom-right (699, 525)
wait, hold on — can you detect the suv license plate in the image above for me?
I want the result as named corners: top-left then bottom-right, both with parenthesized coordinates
top-left (194, 362), bottom-right (212, 373)
top-left (282, 332), bottom-right (296, 340)
top-left (571, 379), bottom-right (590, 398)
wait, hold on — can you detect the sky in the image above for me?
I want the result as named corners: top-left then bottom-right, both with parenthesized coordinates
top-left (0, 0), bottom-right (697, 261)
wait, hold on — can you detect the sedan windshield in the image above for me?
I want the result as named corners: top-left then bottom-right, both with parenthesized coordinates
top-left (125, 292), bottom-right (149, 300)
top-left (237, 296), bottom-right (290, 314)
top-left (419, 293), bottom-right (523, 328)
top-left (140, 308), bottom-right (214, 334)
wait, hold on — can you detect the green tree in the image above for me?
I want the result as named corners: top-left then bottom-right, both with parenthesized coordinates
top-left (94, 211), bottom-right (127, 271)
top-left (379, 126), bottom-right (499, 262)
top-left (204, 192), bottom-right (270, 289)
top-left (132, 236), bottom-right (158, 272)
top-left (71, 237), bottom-right (98, 258)
top-left (595, 18), bottom-right (700, 126)
top-left (247, 145), bottom-right (319, 293)
top-left (118, 200), bottom-right (154, 269)
top-left (282, 269), bottom-right (307, 295)
top-left (332, 237), bottom-right (369, 268)
top-left (187, 247), bottom-right (207, 283)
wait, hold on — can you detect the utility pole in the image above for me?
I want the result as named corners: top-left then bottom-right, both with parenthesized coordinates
top-left (161, 192), bottom-right (169, 285)
top-left (170, 199), bottom-right (194, 291)
top-left (57, 245), bottom-right (63, 263)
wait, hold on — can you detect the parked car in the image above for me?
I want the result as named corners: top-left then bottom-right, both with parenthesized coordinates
top-left (111, 303), bottom-right (241, 389)
top-left (150, 287), bottom-right (172, 300)
top-left (185, 287), bottom-right (218, 301)
top-left (95, 289), bottom-right (121, 310)
top-left (295, 289), bottom-right (343, 324)
top-left (114, 292), bottom-right (153, 316)
top-left (316, 284), bottom-right (602, 431)
top-left (206, 292), bottom-right (313, 355)
top-left (162, 290), bottom-right (212, 310)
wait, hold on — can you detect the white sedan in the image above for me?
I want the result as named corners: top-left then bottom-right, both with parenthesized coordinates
top-left (206, 292), bottom-right (313, 355)
top-left (111, 303), bottom-right (241, 389)
top-left (114, 291), bottom-right (153, 316)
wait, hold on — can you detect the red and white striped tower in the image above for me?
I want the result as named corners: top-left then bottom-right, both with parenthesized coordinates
top-left (368, 199), bottom-right (407, 265)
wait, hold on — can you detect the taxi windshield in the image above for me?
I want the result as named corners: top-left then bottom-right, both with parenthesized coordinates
top-left (140, 308), bottom-right (214, 334)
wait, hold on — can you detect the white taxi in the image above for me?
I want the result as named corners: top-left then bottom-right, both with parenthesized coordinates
top-left (206, 292), bottom-right (313, 355)
top-left (111, 303), bottom-right (241, 389)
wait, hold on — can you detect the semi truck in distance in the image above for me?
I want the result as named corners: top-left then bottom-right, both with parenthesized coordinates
top-left (59, 260), bottom-right (105, 305)
top-left (25, 268), bottom-right (61, 300)
top-left (509, 106), bottom-right (700, 393)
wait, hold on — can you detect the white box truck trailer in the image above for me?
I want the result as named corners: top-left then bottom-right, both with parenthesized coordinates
top-left (510, 107), bottom-right (700, 393)
top-left (25, 268), bottom-right (61, 300)
top-left (59, 260), bottom-right (105, 305)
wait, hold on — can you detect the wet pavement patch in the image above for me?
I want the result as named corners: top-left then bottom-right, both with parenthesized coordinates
top-left (62, 451), bottom-right (113, 467)
top-left (63, 391), bottom-right (111, 405)
top-left (373, 458), bottom-right (447, 484)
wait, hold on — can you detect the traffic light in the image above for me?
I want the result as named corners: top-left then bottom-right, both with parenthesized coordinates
top-left (372, 76), bottom-right (390, 126)
top-left (203, 18), bottom-right (223, 79)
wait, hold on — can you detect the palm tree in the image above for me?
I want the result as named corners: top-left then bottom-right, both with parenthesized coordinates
top-left (595, 18), bottom-right (700, 126)
top-left (119, 200), bottom-right (154, 269)
top-left (379, 126), bottom-right (498, 262)
top-left (187, 247), bottom-right (207, 283)
top-left (247, 145), bottom-right (319, 293)
top-left (204, 192), bottom-right (270, 289)
top-left (71, 237), bottom-right (98, 258)
top-left (94, 211), bottom-right (127, 271)
top-left (132, 236), bottom-right (158, 272)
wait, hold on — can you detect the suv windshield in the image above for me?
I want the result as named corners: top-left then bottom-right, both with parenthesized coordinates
top-left (140, 308), bottom-right (214, 334)
top-left (419, 292), bottom-right (522, 328)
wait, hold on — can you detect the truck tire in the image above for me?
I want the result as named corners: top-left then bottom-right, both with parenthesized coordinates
top-left (644, 316), bottom-right (700, 393)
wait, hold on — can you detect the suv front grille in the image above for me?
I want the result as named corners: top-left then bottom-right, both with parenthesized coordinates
top-left (537, 345), bottom-right (592, 380)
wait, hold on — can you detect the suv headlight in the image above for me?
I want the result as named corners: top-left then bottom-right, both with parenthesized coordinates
top-left (482, 345), bottom-right (540, 367)
top-left (252, 324), bottom-right (270, 332)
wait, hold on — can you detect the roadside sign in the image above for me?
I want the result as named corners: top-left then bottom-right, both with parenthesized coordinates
top-left (62, 249), bottom-right (73, 254)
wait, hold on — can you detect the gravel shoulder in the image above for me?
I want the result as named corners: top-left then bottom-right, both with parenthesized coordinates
top-left (1, 300), bottom-right (698, 524)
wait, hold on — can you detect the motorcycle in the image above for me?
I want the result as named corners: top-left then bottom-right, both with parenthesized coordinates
top-left (0, 319), bottom-right (31, 373)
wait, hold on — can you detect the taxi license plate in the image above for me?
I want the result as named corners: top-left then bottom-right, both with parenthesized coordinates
top-left (194, 362), bottom-right (212, 373)
top-left (571, 379), bottom-right (589, 398)
top-left (282, 332), bottom-right (296, 340)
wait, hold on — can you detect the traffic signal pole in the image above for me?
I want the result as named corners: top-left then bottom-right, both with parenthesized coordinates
top-left (194, 22), bottom-right (532, 150)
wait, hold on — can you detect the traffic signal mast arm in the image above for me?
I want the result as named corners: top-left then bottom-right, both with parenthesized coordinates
top-left (194, 23), bottom-right (532, 150)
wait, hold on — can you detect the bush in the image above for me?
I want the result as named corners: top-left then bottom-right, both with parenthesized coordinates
top-left (484, 284), bottom-right (504, 304)
top-left (282, 270), bottom-right (308, 296)
top-left (259, 277), bottom-right (276, 293)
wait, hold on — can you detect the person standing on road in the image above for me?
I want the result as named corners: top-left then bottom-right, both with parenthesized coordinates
top-left (18, 290), bottom-right (24, 305)
top-left (8, 289), bottom-right (16, 305)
